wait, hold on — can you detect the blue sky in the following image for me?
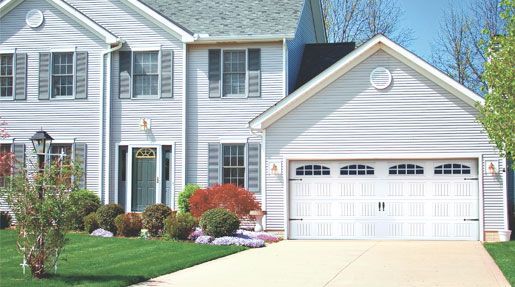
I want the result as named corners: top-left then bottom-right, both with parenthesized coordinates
top-left (399, 0), bottom-right (472, 60)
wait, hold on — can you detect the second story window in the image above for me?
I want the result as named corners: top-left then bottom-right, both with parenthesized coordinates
top-left (223, 50), bottom-right (246, 97)
top-left (52, 52), bottom-right (74, 98)
top-left (0, 54), bottom-right (13, 100)
top-left (133, 52), bottom-right (159, 98)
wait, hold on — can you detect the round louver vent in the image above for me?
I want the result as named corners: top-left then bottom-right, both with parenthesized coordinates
top-left (26, 9), bottom-right (44, 28)
top-left (370, 67), bottom-right (392, 89)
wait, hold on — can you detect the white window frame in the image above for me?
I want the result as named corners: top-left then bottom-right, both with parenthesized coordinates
top-left (130, 49), bottom-right (161, 100)
top-left (0, 53), bottom-right (14, 101)
top-left (434, 163), bottom-right (472, 175)
top-left (50, 51), bottom-right (76, 100)
top-left (340, 164), bottom-right (375, 176)
top-left (221, 49), bottom-right (248, 98)
top-left (221, 143), bottom-right (247, 187)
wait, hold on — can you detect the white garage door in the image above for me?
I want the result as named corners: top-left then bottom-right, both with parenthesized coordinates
top-left (289, 159), bottom-right (479, 240)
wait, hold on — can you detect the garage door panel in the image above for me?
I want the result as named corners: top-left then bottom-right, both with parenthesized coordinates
top-left (289, 159), bottom-right (479, 240)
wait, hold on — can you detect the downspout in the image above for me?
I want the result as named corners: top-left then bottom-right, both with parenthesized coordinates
top-left (100, 39), bottom-right (124, 205)
top-left (180, 42), bottom-right (187, 209)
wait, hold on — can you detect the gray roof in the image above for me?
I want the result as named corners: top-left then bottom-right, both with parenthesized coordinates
top-left (140, 0), bottom-right (305, 38)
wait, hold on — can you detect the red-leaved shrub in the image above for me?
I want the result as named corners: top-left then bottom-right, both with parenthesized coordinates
top-left (189, 184), bottom-right (260, 218)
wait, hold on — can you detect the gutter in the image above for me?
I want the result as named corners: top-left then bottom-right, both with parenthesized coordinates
top-left (100, 39), bottom-right (124, 205)
top-left (192, 34), bottom-right (294, 44)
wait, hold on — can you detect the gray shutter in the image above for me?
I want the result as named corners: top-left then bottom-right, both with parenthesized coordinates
top-left (161, 49), bottom-right (173, 98)
top-left (13, 143), bottom-right (25, 173)
top-left (247, 49), bottom-right (261, 98)
top-left (74, 143), bottom-right (87, 189)
top-left (247, 143), bottom-right (260, 193)
top-left (14, 53), bottom-right (27, 100)
top-left (207, 143), bottom-right (220, 186)
top-left (119, 51), bottom-right (131, 99)
top-left (39, 52), bottom-right (50, 100)
top-left (75, 51), bottom-right (88, 99)
top-left (208, 49), bottom-right (221, 98)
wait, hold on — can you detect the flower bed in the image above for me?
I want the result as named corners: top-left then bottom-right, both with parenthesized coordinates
top-left (191, 228), bottom-right (280, 248)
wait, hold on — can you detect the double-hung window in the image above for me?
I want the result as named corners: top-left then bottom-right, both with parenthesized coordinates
top-left (222, 144), bottom-right (245, 187)
top-left (222, 50), bottom-right (246, 97)
top-left (49, 144), bottom-right (73, 165)
top-left (51, 52), bottom-right (74, 98)
top-left (0, 54), bottom-right (13, 100)
top-left (133, 51), bottom-right (159, 98)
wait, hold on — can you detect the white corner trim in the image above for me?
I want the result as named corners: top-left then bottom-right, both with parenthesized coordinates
top-left (0, 0), bottom-right (119, 44)
top-left (121, 0), bottom-right (195, 43)
top-left (249, 34), bottom-right (485, 130)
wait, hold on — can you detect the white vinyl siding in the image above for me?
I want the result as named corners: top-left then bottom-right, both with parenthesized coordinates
top-left (264, 50), bottom-right (505, 231)
top-left (0, 0), bottom-right (106, 197)
top-left (0, 54), bottom-right (14, 99)
top-left (186, 43), bottom-right (285, 189)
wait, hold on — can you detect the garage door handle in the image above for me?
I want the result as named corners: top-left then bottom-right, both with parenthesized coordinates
top-left (464, 177), bottom-right (478, 181)
top-left (463, 218), bottom-right (479, 221)
top-left (382, 202), bottom-right (385, 211)
top-left (289, 178), bottom-right (303, 181)
top-left (289, 218), bottom-right (303, 221)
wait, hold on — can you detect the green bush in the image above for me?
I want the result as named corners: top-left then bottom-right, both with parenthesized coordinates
top-left (114, 213), bottom-right (142, 237)
top-left (66, 189), bottom-right (101, 230)
top-left (96, 204), bottom-right (124, 234)
top-left (199, 208), bottom-right (240, 238)
top-left (164, 212), bottom-right (197, 240)
top-left (84, 212), bottom-right (99, 234)
top-left (142, 204), bottom-right (172, 237)
top-left (178, 184), bottom-right (200, 213)
top-left (0, 211), bottom-right (12, 229)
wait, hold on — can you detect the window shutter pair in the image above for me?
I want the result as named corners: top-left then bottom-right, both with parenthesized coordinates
top-left (13, 143), bottom-right (25, 174)
top-left (207, 142), bottom-right (260, 193)
top-left (38, 52), bottom-right (88, 100)
top-left (118, 49), bottom-right (174, 99)
top-left (208, 49), bottom-right (261, 98)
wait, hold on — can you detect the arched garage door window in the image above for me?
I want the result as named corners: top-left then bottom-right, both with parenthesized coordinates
top-left (434, 163), bottom-right (471, 175)
top-left (389, 164), bottom-right (424, 175)
top-left (296, 165), bottom-right (330, 176)
top-left (340, 164), bottom-right (374, 175)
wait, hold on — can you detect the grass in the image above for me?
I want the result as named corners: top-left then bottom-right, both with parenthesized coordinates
top-left (0, 229), bottom-right (246, 287)
top-left (484, 240), bottom-right (515, 286)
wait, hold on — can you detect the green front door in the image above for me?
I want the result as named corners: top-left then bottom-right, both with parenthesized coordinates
top-left (132, 148), bottom-right (157, 212)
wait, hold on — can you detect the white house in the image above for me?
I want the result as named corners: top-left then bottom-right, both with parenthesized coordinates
top-left (0, 0), bottom-right (511, 241)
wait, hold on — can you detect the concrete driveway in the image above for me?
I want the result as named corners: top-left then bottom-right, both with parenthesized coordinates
top-left (135, 241), bottom-right (510, 287)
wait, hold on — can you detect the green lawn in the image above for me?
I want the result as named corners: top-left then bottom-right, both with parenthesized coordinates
top-left (484, 241), bottom-right (515, 286)
top-left (0, 229), bottom-right (245, 287)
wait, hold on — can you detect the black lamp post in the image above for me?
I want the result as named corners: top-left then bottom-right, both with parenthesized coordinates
top-left (30, 130), bottom-right (53, 172)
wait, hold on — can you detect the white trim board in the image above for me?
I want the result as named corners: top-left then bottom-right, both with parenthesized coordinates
top-left (0, 0), bottom-right (120, 45)
top-left (249, 34), bottom-right (485, 131)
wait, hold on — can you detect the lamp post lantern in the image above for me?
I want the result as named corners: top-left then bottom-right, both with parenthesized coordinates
top-left (30, 129), bottom-right (53, 172)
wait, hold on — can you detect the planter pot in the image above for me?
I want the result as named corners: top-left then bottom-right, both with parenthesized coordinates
top-left (249, 210), bottom-right (267, 232)
top-left (498, 230), bottom-right (512, 242)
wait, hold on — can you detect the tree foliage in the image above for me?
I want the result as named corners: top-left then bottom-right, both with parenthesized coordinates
top-left (1, 159), bottom-right (83, 278)
top-left (0, 118), bottom-right (13, 181)
top-left (478, 0), bottom-right (515, 163)
top-left (322, 0), bottom-right (413, 45)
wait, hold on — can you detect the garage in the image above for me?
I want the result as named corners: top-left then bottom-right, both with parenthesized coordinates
top-left (288, 159), bottom-right (480, 240)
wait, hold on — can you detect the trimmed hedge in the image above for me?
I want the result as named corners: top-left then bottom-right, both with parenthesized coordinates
top-left (66, 189), bottom-right (101, 231)
top-left (142, 204), bottom-right (172, 237)
top-left (84, 212), bottom-right (99, 234)
top-left (96, 204), bottom-right (124, 234)
top-left (199, 208), bottom-right (240, 238)
top-left (164, 212), bottom-right (196, 240)
top-left (178, 184), bottom-right (200, 213)
top-left (114, 213), bottom-right (143, 237)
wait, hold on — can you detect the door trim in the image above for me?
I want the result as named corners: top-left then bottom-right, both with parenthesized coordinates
top-left (114, 141), bottom-right (176, 212)
top-left (282, 153), bottom-right (484, 241)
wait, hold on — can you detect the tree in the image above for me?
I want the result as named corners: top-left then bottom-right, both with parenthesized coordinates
top-left (431, 0), bottom-right (506, 94)
top-left (322, 0), bottom-right (414, 45)
top-left (478, 0), bottom-right (514, 163)
top-left (2, 159), bottom-right (82, 278)
top-left (0, 118), bottom-right (13, 185)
